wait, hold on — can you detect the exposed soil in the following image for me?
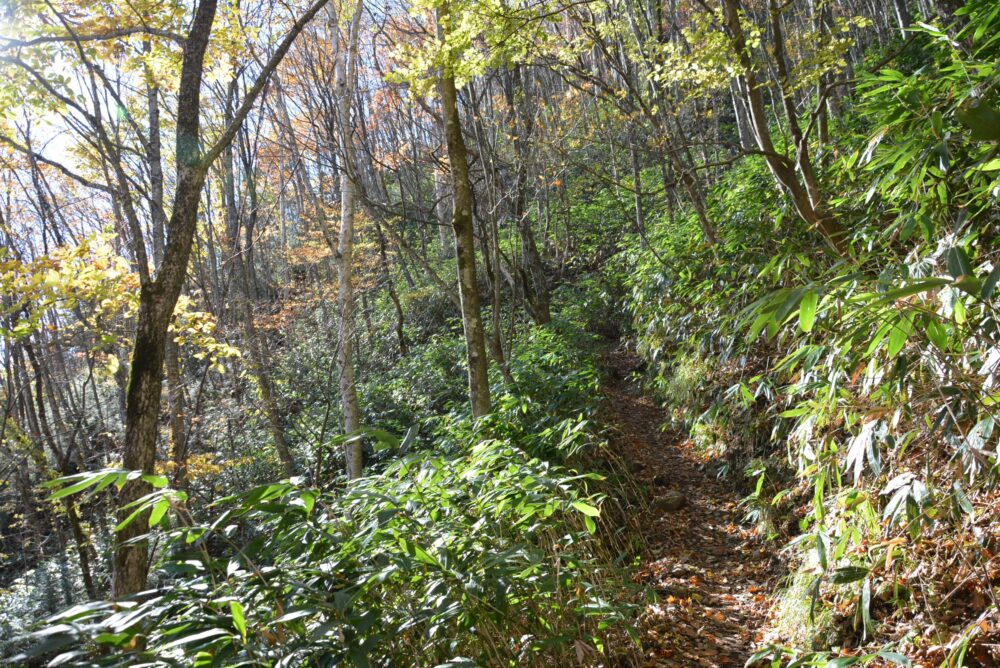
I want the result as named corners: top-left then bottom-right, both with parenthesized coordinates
top-left (603, 344), bottom-right (778, 667)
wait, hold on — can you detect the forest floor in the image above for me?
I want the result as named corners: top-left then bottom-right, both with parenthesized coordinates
top-left (602, 344), bottom-right (779, 667)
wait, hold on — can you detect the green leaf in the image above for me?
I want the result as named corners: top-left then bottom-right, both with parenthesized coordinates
top-left (875, 651), bottom-right (911, 666)
top-left (148, 498), bottom-right (170, 526)
top-left (272, 609), bottom-right (314, 624)
top-left (952, 482), bottom-right (974, 517)
top-left (141, 474), bottom-right (169, 489)
top-left (799, 290), bottom-right (818, 332)
top-left (364, 428), bottom-right (400, 450)
top-left (297, 491), bottom-right (315, 515)
top-left (830, 565), bottom-right (869, 584)
top-left (946, 246), bottom-right (973, 279)
top-left (159, 628), bottom-right (232, 650)
top-left (47, 476), bottom-right (105, 501)
top-left (412, 544), bottom-right (438, 566)
top-left (877, 277), bottom-right (950, 302)
top-left (954, 274), bottom-right (981, 297)
top-left (866, 319), bottom-right (895, 356)
top-left (775, 287), bottom-right (807, 325)
top-left (887, 312), bottom-right (913, 358)
top-left (957, 102), bottom-right (1000, 141)
top-left (954, 297), bottom-right (967, 324)
top-left (861, 578), bottom-right (873, 639)
top-left (925, 319), bottom-right (949, 350)
top-left (571, 500), bottom-right (600, 517)
top-left (748, 310), bottom-right (772, 342)
top-left (982, 264), bottom-right (1000, 300)
top-left (230, 601), bottom-right (246, 641)
top-left (92, 472), bottom-right (126, 496)
top-left (115, 504), bottom-right (149, 532)
top-left (931, 110), bottom-right (943, 136)
top-left (46, 471), bottom-right (122, 501)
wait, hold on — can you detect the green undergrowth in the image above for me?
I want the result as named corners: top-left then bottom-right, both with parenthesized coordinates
top-left (18, 301), bottom-right (643, 667)
top-left (621, 2), bottom-right (1000, 663)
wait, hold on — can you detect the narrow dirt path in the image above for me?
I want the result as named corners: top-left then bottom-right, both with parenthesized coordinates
top-left (603, 345), bottom-right (776, 667)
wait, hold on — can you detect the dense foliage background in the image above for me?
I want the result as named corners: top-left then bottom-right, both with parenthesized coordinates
top-left (0, 0), bottom-right (998, 664)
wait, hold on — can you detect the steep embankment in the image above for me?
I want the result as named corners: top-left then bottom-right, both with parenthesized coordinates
top-left (604, 345), bottom-right (777, 667)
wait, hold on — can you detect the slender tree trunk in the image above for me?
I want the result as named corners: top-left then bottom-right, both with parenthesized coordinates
top-left (721, 0), bottom-right (848, 255)
top-left (730, 77), bottom-right (754, 150)
top-left (145, 53), bottom-right (166, 267)
top-left (480, 209), bottom-right (514, 384)
top-left (164, 344), bottom-right (189, 486)
top-left (219, 124), bottom-right (296, 477)
top-left (434, 169), bottom-right (455, 258)
top-left (335, 0), bottom-right (365, 478)
top-left (509, 66), bottom-right (550, 325)
top-left (240, 266), bottom-right (295, 475)
top-left (374, 221), bottom-right (409, 356)
top-left (115, 0), bottom-right (328, 597)
top-left (157, 164), bottom-right (189, 485)
top-left (892, 0), bottom-right (911, 36)
top-left (629, 141), bottom-right (647, 247)
top-left (438, 6), bottom-right (491, 418)
top-left (22, 342), bottom-right (97, 600)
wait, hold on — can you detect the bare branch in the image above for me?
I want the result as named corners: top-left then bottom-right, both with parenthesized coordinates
top-left (0, 27), bottom-right (184, 50)
top-left (0, 131), bottom-right (114, 193)
top-left (202, 0), bottom-right (333, 168)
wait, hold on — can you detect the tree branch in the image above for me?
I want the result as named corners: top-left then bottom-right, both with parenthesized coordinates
top-left (0, 27), bottom-right (185, 50)
top-left (0, 131), bottom-right (114, 193)
top-left (201, 0), bottom-right (333, 169)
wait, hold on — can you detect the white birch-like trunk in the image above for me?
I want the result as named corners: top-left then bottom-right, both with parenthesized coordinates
top-left (336, 0), bottom-right (365, 478)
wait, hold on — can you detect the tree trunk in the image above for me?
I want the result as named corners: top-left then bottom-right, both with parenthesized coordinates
top-left (630, 141), bottom-right (647, 247)
top-left (508, 66), bottom-right (550, 325)
top-left (116, 0), bottom-right (217, 599)
top-left (434, 169), bottom-right (455, 258)
top-left (145, 74), bottom-right (191, 489)
top-left (721, 0), bottom-right (848, 255)
top-left (239, 266), bottom-right (295, 476)
top-left (438, 6), bottom-right (491, 418)
top-left (378, 224), bottom-right (409, 356)
top-left (22, 341), bottom-right (97, 600)
top-left (730, 77), bottom-right (754, 150)
top-left (110, 0), bottom-right (329, 598)
top-left (892, 0), bottom-right (912, 36)
top-left (336, 0), bottom-right (365, 478)
top-left (164, 342), bottom-right (189, 486)
top-left (114, 292), bottom-right (172, 598)
top-left (220, 100), bottom-right (296, 477)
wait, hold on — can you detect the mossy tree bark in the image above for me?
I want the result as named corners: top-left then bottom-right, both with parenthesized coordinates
top-left (113, 0), bottom-right (331, 598)
top-left (438, 6), bottom-right (492, 418)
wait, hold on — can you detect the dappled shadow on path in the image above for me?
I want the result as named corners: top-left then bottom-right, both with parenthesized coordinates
top-left (603, 345), bottom-right (777, 667)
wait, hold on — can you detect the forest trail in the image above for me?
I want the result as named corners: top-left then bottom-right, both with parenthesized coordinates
top-left (603, 345), bottom-right (776, 667)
